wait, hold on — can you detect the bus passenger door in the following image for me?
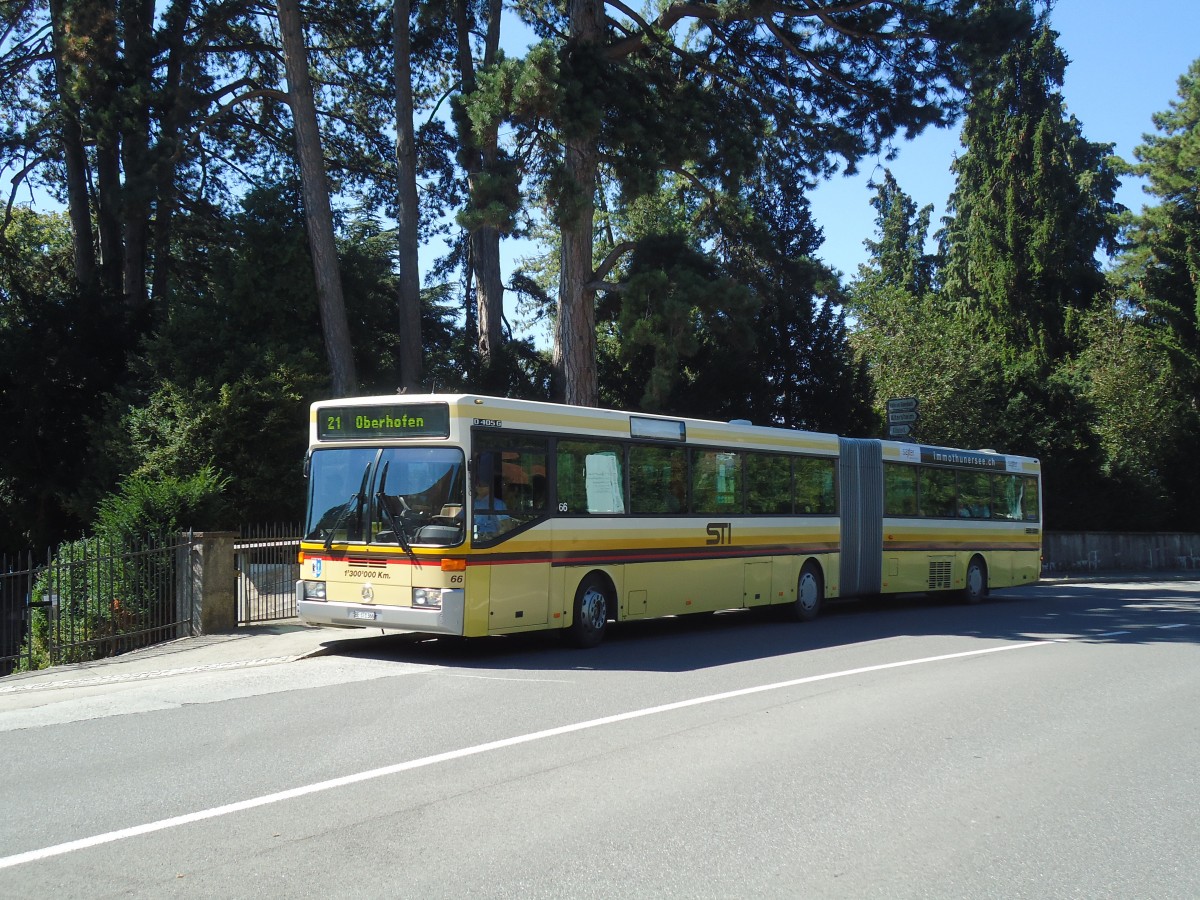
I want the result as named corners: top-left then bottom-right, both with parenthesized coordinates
top-left (472, 432), bottom-right (552, 631)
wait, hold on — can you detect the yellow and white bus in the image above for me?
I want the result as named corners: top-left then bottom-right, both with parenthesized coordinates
top-left (296, 394), bottom-right (1041, 646)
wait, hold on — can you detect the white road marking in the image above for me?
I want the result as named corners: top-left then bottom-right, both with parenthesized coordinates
top-left (0, 638), bottom-right (1060, 870)
top-left (448, 674), bottom-right (575, 683)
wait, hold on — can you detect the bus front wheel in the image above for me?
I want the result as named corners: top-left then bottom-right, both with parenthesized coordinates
top-left (961, 557), bottom-right (989, 604)
top-left (567, 575), bottom-right (611, 648)
top-left (792, 563), bottom-right (823, 622)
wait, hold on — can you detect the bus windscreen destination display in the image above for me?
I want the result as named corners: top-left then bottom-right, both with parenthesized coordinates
top-left (318, 403), bottom-right (450, 440)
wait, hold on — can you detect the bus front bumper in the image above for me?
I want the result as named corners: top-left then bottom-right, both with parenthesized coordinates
top-left (297, 586), bottom-right (465, 636)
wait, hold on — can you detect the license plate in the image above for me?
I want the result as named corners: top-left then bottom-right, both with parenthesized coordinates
top-left (350, 610), bottom-right (379, 621)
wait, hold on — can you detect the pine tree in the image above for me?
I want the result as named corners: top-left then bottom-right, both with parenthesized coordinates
top-left (1115, 57), bottom-right (1200, 383)
top-left (931, 7), bottom-right (1122, 526)
top-left (1097, 56), bottom-right (1200, 528)
top-left (940, 7), bottom-right (1121, 362)
top-left (861, 170), bottom-right (937, 297)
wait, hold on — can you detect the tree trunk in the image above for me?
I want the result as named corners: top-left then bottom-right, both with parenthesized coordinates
top-left (87, 0), bottom-right (124, 300)
top-left (555, 133), bottom-right (600, 406)
top-left (454, 0), bottom-right (505, 378)
top-left (48, 0), bottom-right (97, 291)
top-left (277, 0), bottom-right (358, 396)
top-left (118, 0), bottom-right (155, 318)
top-left (393, 0), bottom-right (422, 392)
top-left (472, 227), bottom-right (504, 368)
top-left (553, 0), bottom-right (604, 407)
top-left (149, 0), bottom-right (193, 309)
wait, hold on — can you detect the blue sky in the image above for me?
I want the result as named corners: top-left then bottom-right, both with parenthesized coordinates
top-left (806, 0), bottom-right (1200, 279)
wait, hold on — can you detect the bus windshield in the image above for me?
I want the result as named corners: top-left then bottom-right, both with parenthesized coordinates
top-left (305, 447), bottom-right (466, 548)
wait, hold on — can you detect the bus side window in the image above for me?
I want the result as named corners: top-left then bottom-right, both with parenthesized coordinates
top-left (797, 457), bottom-right (836, 515)
top-left (1022, 476), bottom-right (1040, 521)
top-left (472, 433), bottom-right (549, 541)
top-left (557, 441), bottom-right (625, 514)
top-left (993, 474), bottom-right (1035, 521)
top-left (919, 467), bottom-right (956, 518)
top-left (746, 454), bottom-right (791, 515)
top-left (884, 463), bottom-right (917, 517)
top-left (958, 471), bottom-right (992, 519)
top-left (691, 450), bottom-right (742, 515)
top-left (630, 444), bottom-right (686, 514)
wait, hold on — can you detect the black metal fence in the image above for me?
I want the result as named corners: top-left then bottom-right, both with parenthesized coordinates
top-left (236, 524), bottom-right (301, 624)
top-left (1, 532), bottom-right (194, 677)
top-left (1, 551), bottom-right (38, 677)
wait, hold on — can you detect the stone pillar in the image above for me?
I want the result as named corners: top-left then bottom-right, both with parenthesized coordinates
top-left (185, 531), bottom-right (239, 634)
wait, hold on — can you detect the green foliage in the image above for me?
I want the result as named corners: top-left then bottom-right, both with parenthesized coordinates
top-left (1112, 58), bottom-right (1200, 384)
top-left (1093, 58), bottom-right (1200, 529)
top-left (73, 185), bottom-right (455, 531)
top-left (0, 208), bottom-right (126, 547)
top-left (101, 374), bottom-right (311, 525)
top-left (455, 157), bottom-right (523, 233)
top-left (95, 468), bottom-right (230, 539)
top-left (589, 164), bottom-right (872, 433)
top-left (848, 280), bottom-right (1004, 445)
top-left (941, 9), bottom-right (1122, 362)
top-left (1078, 305), bottom-right (1200, 528)
top-left (862, 171), bottom-right (937, 296)
top-left (615, 234), bottom-right (758, 411)
top-left (716, 169), bottom-right (874, 435)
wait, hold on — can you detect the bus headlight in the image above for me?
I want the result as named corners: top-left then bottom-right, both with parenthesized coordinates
top-left (302, 581), bottom-right (327, 601)
top-left (412, 588), bottom-right (442, 609)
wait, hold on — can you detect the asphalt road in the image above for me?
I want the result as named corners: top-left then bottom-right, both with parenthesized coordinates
top-left (1, 579), bottom-right (1198, 899)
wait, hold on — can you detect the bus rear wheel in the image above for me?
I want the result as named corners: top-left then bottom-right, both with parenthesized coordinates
top-left (791, 563), bottom-right (823, 622)
top-left (567, 575), bottom-right (611, 648)
top-left (961, 556), bottom-right (988, 604)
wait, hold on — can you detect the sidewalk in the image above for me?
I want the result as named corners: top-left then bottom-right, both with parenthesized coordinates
top-left (3, 570), bottom-right (1196, 697)
top-left (0, 620), bottom-right (382, 696)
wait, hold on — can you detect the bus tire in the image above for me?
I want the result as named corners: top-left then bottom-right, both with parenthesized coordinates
top-left (961, 556), bottom-right (988, 604)
top-left (792, 562), bottom-right (823, 622)
top-left (567, 574), bottom-right (610, 648)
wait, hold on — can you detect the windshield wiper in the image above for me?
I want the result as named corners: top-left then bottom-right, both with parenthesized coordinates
top-left (375, 462), bottom-right (417, 560)
top-left (325, 463), bottom-right (371, 552)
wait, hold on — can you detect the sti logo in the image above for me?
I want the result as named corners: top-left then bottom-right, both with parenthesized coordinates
top-left (312, 559), bottom-right (323, 578)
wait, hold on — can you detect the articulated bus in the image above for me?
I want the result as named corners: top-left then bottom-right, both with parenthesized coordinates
top-left (296, 394), bottom-right (1041, 646)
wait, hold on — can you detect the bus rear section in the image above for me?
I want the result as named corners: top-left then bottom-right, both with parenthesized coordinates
top-left (861, 441), bottom-right (1042, 599)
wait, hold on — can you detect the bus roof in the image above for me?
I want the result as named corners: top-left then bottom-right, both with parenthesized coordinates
top-left (310, 393), bottom-right (1039, 472)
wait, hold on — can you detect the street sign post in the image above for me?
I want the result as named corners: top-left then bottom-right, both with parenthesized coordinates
top-left (886, 397), bottom-right (919, 442)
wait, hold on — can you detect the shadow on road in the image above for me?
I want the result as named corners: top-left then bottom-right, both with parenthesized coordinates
top-left (313, 579), bottom-right (1200, 674)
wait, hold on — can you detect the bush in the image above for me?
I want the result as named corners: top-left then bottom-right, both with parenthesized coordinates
top-left (95, 466), bottom-right (230, 539)
top-left (16, 469), bottom-right (229, 671)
